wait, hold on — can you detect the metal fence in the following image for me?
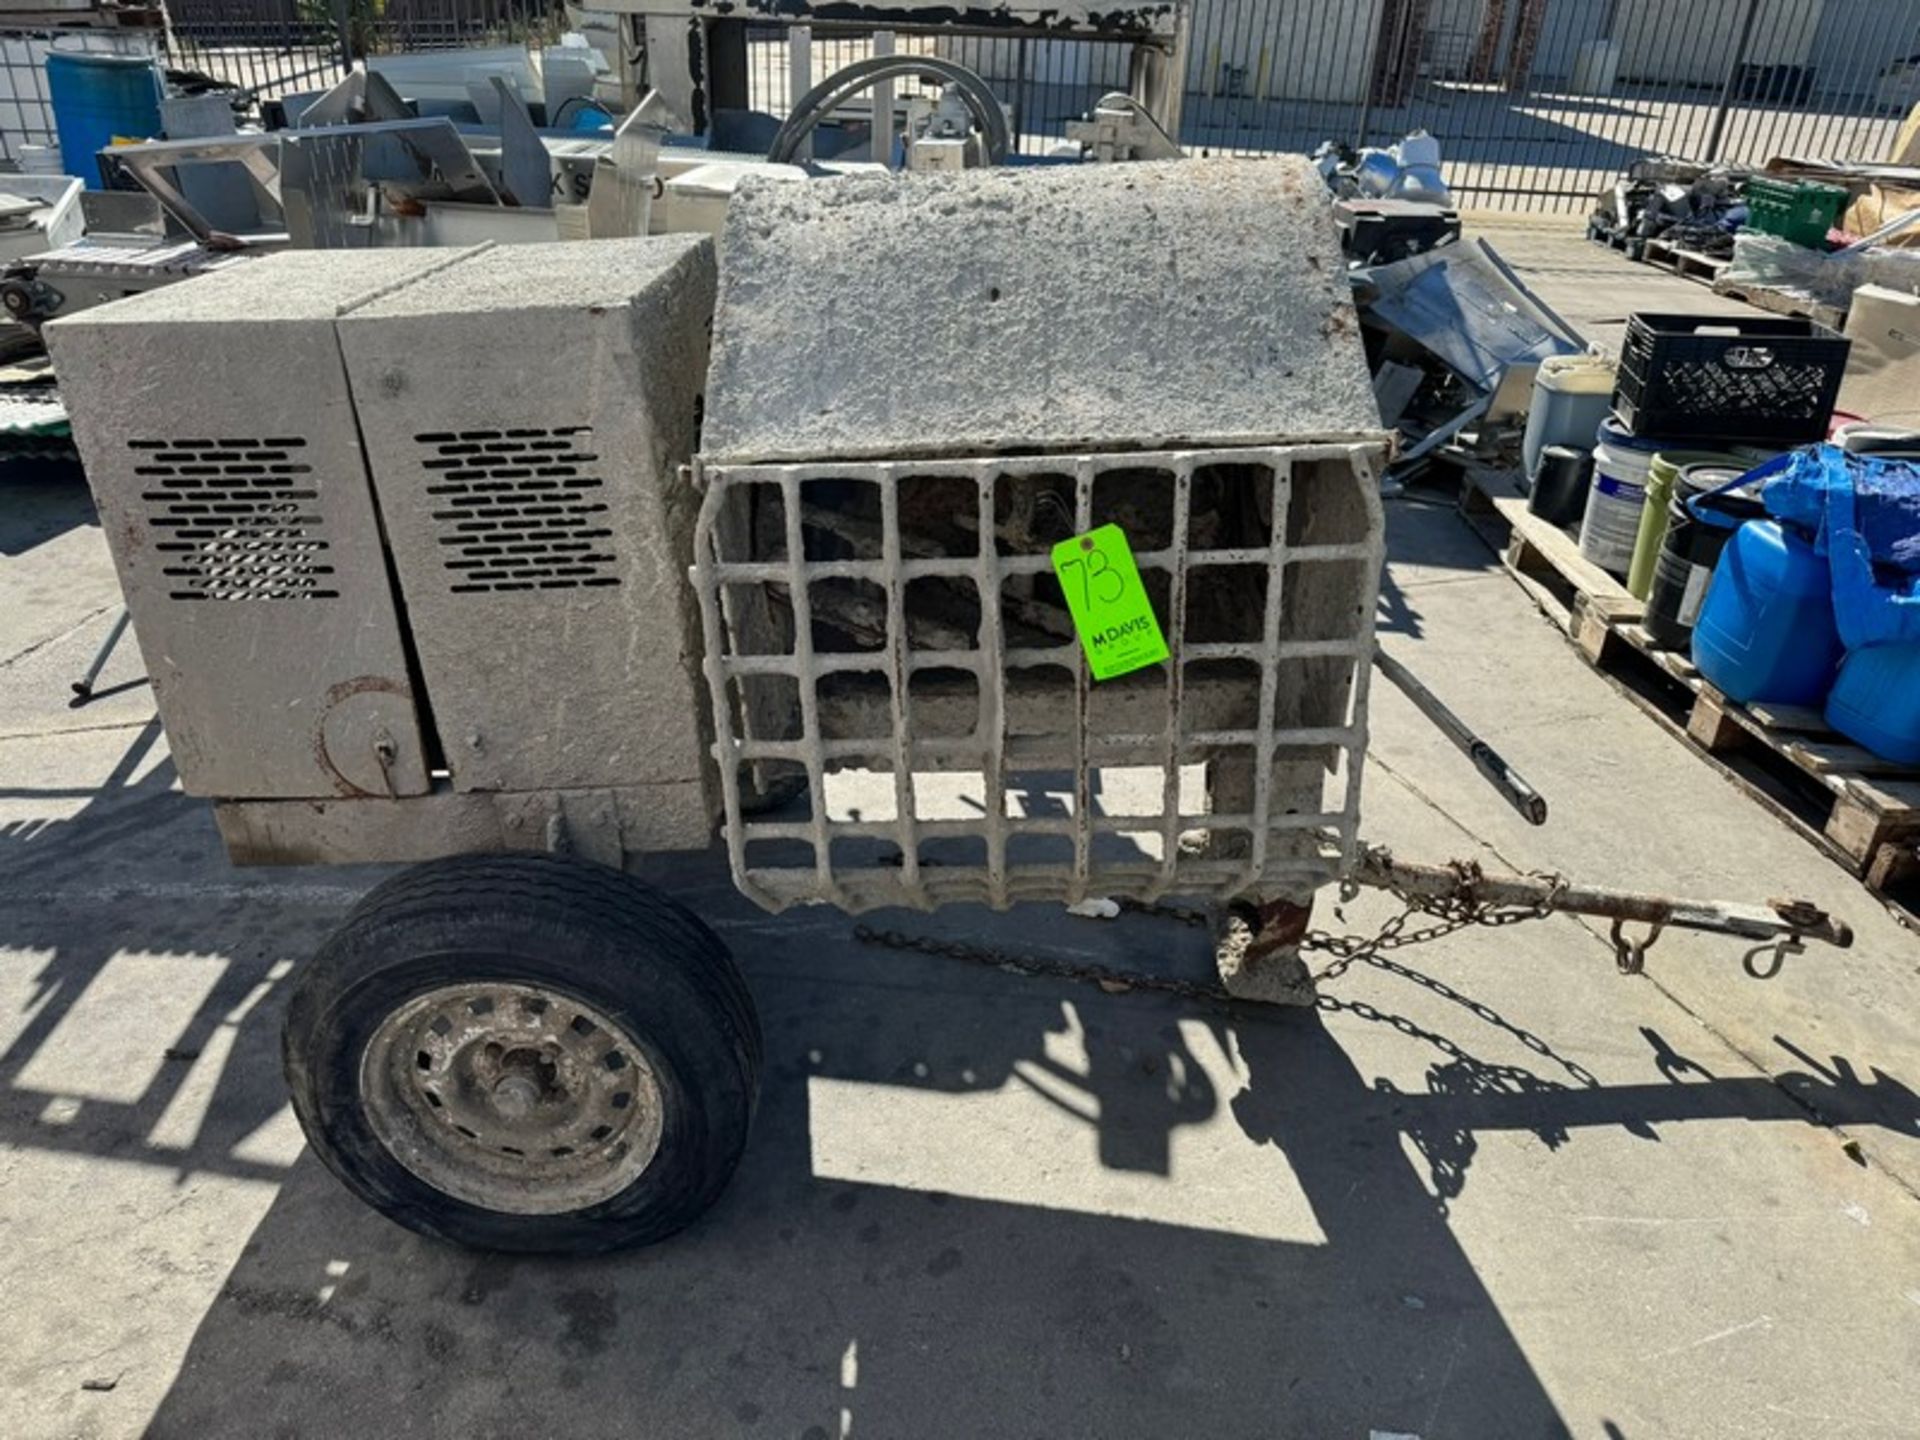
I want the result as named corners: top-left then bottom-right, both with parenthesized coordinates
top-left (745, 1), bottom-right (1920, 209)
top-left (5, 0), bottom-right (1914, 212)
top-left (161, 0), bottom-right (568, 102)
top-left (1186, 0), bottom-right (1920, 212)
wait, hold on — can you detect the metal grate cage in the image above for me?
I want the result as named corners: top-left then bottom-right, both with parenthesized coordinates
top-left (693, 443), bottom-right (1386, 914)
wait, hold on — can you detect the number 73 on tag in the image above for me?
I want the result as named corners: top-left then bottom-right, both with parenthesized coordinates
top-left (1050, 524), bottom-right (1170, 681)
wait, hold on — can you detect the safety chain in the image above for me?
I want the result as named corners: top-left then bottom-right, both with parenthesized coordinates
top-left (1306, 859), bottom-right (1567, 986)
top-left (849, 923), bottom-right (1228, 1002)
top-left (852, 865), bottom-right (1568, 1003)
top-left (851, 883), bottom-right (1597, 1088)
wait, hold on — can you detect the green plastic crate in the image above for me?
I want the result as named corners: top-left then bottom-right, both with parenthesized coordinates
top-left (1743, 176), bottom-right (1848, 248)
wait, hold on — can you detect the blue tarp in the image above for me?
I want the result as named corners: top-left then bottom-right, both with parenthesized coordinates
top-left (1758, 445), bottom-right (1920, 649)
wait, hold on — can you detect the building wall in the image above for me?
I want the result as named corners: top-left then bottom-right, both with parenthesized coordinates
top-left (1528, 0), bottom-right (1612, 85)
top-left (1614, 0), bottom-right (1823, 85)
top-left (1185, 0), bottom-right (1388, 103)
top-left (1805, 0), bottom-right (1920, 97)
top-left (1422, 0), bottom-right (1486, 78)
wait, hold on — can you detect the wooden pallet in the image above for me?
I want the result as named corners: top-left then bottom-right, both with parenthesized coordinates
top-left (1570, 614), bottom-right (1920, 882)
top-left (1587, 225), bottom-right (1648, 264)
top-left (1454, 463), bottom-right (1920, 920)
top-left (1587, 229), bottom-right (1728, 287)
top-left (1456, 462), bottom-right (1641, 636)
top-left (1711, 276), bottom-right (1848, 330)
top-left (1643, 239), bottom-right (1728, 285)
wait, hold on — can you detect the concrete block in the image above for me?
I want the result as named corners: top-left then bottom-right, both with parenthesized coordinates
top-left (337, 235), bottom-right (719, 797)
top-left (703, 157), bottom-right (1378, 463)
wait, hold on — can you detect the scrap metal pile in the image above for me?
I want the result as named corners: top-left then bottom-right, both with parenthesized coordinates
top-left (1591, 157), bottom-right (1752, 261)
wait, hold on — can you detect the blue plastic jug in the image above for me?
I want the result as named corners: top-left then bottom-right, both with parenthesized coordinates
top-left (1691, 519), bottom-right (1843, 704)
top-left (1826, 642), bottom-right (1920, 764)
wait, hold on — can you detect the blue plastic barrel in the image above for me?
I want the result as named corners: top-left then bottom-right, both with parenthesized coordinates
top-left (1827, 643), bottom-right (1920, 764)
top-left (46, 50), bottom-right (164, 188)
top-left (1691, 520), bottom-right (1843, 705)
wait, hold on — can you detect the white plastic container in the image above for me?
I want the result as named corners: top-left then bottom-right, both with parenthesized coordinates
top-left (1394, 130), bottom-right (1442, 168)
top-left (1521, 353), bottom-right (1616, 482)
top-left (1840, 284), bottom-right (1920, 429)
top-left (18, 143), bottom-right (62, 175)
top-left (654, 161), bottom-right (806, 236)
top-left (1580, 421), bottom-right (1660, 576)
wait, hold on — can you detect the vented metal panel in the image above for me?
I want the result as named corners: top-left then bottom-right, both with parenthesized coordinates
top-left (133, 437), bottom-right (338, 601)
top-left (338, 236), bottom-right (719, 798)
top-left (693, 443), bottom-right (1386, 915)
top-left (44, 249), bottom-right (455, 801)
top-left (414, 426), bottom-right (620, 594)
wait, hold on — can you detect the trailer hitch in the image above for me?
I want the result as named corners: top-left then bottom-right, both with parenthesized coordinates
top-left (1351, 848), bottom-right (1853, 973)
top-left (1366, 651), bottom-right (1853, 972)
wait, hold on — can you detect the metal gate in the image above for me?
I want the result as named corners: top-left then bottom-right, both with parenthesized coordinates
top-left (160, 0), bottom-right (567, 104)
top-left (738, 1), bottom-right (1919, 209)
top-left (1185, 0), bottom-right (1920, 212)
top-left (14, 0), bottom-right (1915, 212)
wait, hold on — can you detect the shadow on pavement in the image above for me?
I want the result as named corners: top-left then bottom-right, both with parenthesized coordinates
top-left (3, 733), bottom-right (1916, 1438)
top-left (139, 980), bottom-right (1577, 1439)
top-left (0, 469), bottom-right (93, 559)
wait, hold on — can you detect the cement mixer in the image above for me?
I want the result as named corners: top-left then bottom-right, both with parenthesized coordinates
top-left (45, 159), bottom-right (1848, 1253)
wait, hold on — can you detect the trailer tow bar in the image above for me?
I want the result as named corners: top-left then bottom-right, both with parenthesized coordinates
top-left (1352, 848), bottom-right (1853, 974)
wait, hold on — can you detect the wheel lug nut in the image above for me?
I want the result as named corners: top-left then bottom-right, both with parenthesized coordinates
top-left (492, 1074), bottom-right (541, 1117)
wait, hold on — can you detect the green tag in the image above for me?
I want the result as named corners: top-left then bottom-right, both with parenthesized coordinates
top-left (1050, 524), bottom-right (1170, 681)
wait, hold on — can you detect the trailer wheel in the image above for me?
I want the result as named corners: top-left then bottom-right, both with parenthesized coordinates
top-left (283, 854), bottom-right (759, 1254)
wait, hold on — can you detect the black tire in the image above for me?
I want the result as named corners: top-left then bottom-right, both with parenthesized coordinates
top-left (282, 853), bottom-right (760, 1254)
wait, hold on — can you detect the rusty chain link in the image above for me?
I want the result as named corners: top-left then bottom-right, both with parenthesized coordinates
top-left (849, 923), bottom-right (1228, 1002)
top-left (853, 866), bottom-right (1570, 1001)
top-left (851, 882), bottom-right (1596, 1087)
top-left (1305, 857), bottom-right (1568, 985)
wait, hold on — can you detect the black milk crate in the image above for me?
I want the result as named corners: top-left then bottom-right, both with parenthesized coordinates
top-left (1614, 312), bottom-right (1850, 444)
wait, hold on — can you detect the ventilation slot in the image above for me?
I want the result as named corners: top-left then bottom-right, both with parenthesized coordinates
top-left (413, 426), bottom-right (621, 594)
top-left (132, 437), bottom-right (335, 601)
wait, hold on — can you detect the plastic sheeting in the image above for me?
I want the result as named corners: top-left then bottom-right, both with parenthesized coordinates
top-left (1759, 444), bottom-right (1920, 648)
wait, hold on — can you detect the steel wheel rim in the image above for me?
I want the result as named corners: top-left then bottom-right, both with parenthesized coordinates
top-left (358, 981), bottom-right (665, 1215)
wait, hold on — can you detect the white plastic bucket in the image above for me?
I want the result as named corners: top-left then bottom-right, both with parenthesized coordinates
top-left (1580, 436), bottom-right (1656, 576)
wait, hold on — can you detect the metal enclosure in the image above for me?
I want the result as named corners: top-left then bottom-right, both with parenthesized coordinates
top-left (336, 237), bottom-right (717, 803)
top-left (694, 159), bottom-right (1391, 914)
top-left (45, 249), bottom-right (459, 800)
top-left (51, 237), bottom-right (721, 865)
